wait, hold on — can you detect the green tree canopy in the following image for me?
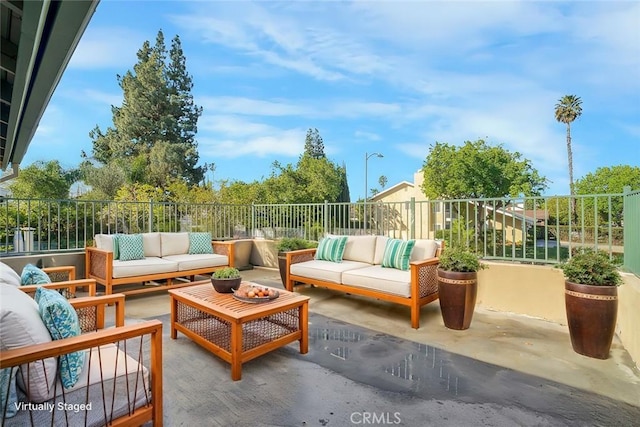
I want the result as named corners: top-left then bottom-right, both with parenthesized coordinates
top-left (8, 160), bottom-right (77, 199)
top-left (575, 165), bottom-right (640, 226)
top-left (88, 29), bottom-right (204, 188)
top-left (421, 139), bottom-right (547, 199)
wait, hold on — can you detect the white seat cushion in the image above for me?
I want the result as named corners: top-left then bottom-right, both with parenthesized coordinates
top-left (342, 265), bottom-right (411, 297)
top-left (290, 260), bottom-right (370, 284)
top-left (62, 343), bottom-right (148, 394)
top-left (112, 257), bottom-right (178, 278)
top-left (162, 254), bottom-right (228, 271)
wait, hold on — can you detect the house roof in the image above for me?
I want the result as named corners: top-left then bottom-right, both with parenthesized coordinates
top-left (0, 0), bottom-right (99, 177)
top-left (370, 181), bottom-right (414, 201)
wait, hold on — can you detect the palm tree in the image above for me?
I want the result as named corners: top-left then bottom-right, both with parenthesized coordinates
top-left (555, 95), bottom-right (582, 218)
top-left (554, 95), bottom-right (582, 195)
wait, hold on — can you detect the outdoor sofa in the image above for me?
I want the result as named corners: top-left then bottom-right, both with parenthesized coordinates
top-left (0, 268), bottom-right (163, 426)
top-left (285, 235), bottom-right (442, 329)
top-left (85, 232), bottom-right (235, 297)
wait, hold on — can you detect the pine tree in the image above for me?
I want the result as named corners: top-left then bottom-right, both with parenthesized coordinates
top-left (303, 128), bottom-right (326, 159)
top-left (88, 30), bottom-right (204, 187)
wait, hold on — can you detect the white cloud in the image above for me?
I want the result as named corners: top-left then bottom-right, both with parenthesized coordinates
top-left (69, 27), bottom-right (146, 69)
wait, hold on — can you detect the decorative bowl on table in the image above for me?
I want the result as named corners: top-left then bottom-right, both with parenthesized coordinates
top-left (210, 267), bottom-right (243, 293)
top-left (211, 277), bottom-right (242, 293)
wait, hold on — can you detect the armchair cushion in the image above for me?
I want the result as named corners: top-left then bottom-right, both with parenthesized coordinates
top-left (160, 232), bottom-right (189, 257)
top-left (118, 234), bottom-right (145, 261)
top-left (0, 261), bottom-right (21, 287)
top-left (20, 264), bottom-right (52, 285)
top-left (0, 284), bottom-right (57, 402)
top-left (35, 287), bottom-right (84, 388)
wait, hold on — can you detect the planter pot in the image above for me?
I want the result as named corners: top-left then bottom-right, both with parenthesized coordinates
top-left (278, 253), bottom-right (287, 286)
top-left (210, 277), bottom-right (242, 293)
top-left (565, 281), bottom-right (618, 359)
top-left (437, 269), bottom-right (478, 330)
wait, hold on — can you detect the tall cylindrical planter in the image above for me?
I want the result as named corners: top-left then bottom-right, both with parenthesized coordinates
top-left (565, 281), bottom-right (618, 359)
top-left (278, 253), bottom-right (287, 286)
top-left (437, 269), bottom-right (478, 330)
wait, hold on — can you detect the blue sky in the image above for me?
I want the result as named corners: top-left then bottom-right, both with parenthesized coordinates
top-left (24, 0), bottom-right (640, 199)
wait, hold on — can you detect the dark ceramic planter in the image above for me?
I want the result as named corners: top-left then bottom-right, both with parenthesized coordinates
top-left (437, 269), bottom-right (478, 330)
top-left (278, 253), bottom-right (287, 286)
top-left (210, 277), bottom-right (242, 293)
top-left (565, 281), bottom-right (618, 359)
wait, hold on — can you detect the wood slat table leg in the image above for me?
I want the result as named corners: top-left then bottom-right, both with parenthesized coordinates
top-left (300, 301), bottom-right (309, 354)
top-left (231, 321), bottom-right (243, 380)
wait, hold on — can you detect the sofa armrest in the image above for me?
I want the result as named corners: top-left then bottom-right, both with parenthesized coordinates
top-left (410, 257), bottom-right (440, 298)
top-left (212, 240), bottom-right (236, 267)
top-left (19, 279), bottom-right (97, 297)
top-left (70, 293), bottom-right (126, 331)
top-left (85, 246), bottom-right (114, 281)
top-left (286, 248), bottom-right (317, 266)
top-left (42, 265), bottom-right (76, 281)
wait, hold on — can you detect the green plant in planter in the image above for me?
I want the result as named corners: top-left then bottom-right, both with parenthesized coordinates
top-left (275, 237), bottom-right (317, 253)
top-left (560, 249), bottom-right (622, 286)
top-left (438, 246), bottom-right (486, 272)
top-left (212, 267), bottom-right (241, 279)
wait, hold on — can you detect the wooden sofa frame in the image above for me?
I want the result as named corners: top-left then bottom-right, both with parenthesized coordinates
top-left (1, 281), bottom-right (163, 426)
top-left (285, 243), bottom-right (443, 329)
top-left (85, 240), bottom-right (235, 297)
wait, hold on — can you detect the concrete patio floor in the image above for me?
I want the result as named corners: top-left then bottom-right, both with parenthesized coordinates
top-left (114, 267), bottom-right (640, 425)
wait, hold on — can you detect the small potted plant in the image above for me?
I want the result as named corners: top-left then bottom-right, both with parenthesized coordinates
top-left (437, 246), bottom-right (486, 330)
top-left (560, 249), bottom-right (622, 359)
top-left (276, 238), bottom-right (317, 285)
top-left (210, 267), bottom-right (242, 293)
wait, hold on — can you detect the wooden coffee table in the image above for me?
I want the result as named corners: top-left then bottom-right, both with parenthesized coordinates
top-left (169, 281), bottom-right (310, 380)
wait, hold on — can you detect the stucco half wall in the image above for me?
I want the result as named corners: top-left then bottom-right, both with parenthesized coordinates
top-left (476, 261), bottom-right (640, 368)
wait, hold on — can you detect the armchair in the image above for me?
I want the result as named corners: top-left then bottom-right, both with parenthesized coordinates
top-left (0, 282), bottom-right (163, 426)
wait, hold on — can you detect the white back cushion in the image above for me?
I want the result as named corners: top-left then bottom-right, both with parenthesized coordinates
top-left (94, 234), bottom-right (114, 252)
top-left (160, 233), bottom-right (189, 257)
top-left (0, 284), bottom-right (57, 402)
top-left (0, 262), bottom-right (21, 287)
top-left (142, 233), bottom-right (161, 257)
top-left (373, 236), bottom-right (389, 265)
top-left (411, 239), bottom-right (439, 261)
top-left (341, 235), bottom-right (377, 264)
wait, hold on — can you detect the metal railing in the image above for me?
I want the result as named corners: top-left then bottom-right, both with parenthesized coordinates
top-left (623, 186), bottom-right (640, 276)
top-left (1, 192), bottom-right (635, 270)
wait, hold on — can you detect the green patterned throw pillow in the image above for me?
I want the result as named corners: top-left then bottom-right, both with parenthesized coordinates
top-left (382, 239), bottom-right (416, 271)
top-left (118, 234), bottom-right (145, 261)
top-left (315, 236), bottom-right (348, 262)
top-left (36, 287), bottom-right (84, 388)
top-left (188, 232), bottom-right (213, 254)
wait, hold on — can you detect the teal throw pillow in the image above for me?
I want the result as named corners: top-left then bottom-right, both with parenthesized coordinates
top-left (118, 234), bottom-right (145, 261)
top-left (36, 287), bottom-right (84, 389)
top-left (188, 232), bottom-right (213, 254)
top-left (112, 234), bottom-right (121, 260)
top-left (382, 239), bottom-right (416, 271)
top-left (0, 368), bottom-right (17, 418)
top-left (21, 263), bottom-right (52, 286)
top-left (315, 236), bottom-right (348, 262)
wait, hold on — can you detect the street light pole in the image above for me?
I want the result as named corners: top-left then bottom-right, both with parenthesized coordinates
top-left (364, 152), bottom-right (383, 234)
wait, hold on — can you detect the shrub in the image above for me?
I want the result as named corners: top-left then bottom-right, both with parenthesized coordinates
top-left (560, 249), bottom-right (622, 286)
top-left (276, 237), bottom-right (317, 253)
top-left (438, 246), bottom-right (486, 273)
top-left (212, 267), bottom-right (241, 279)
